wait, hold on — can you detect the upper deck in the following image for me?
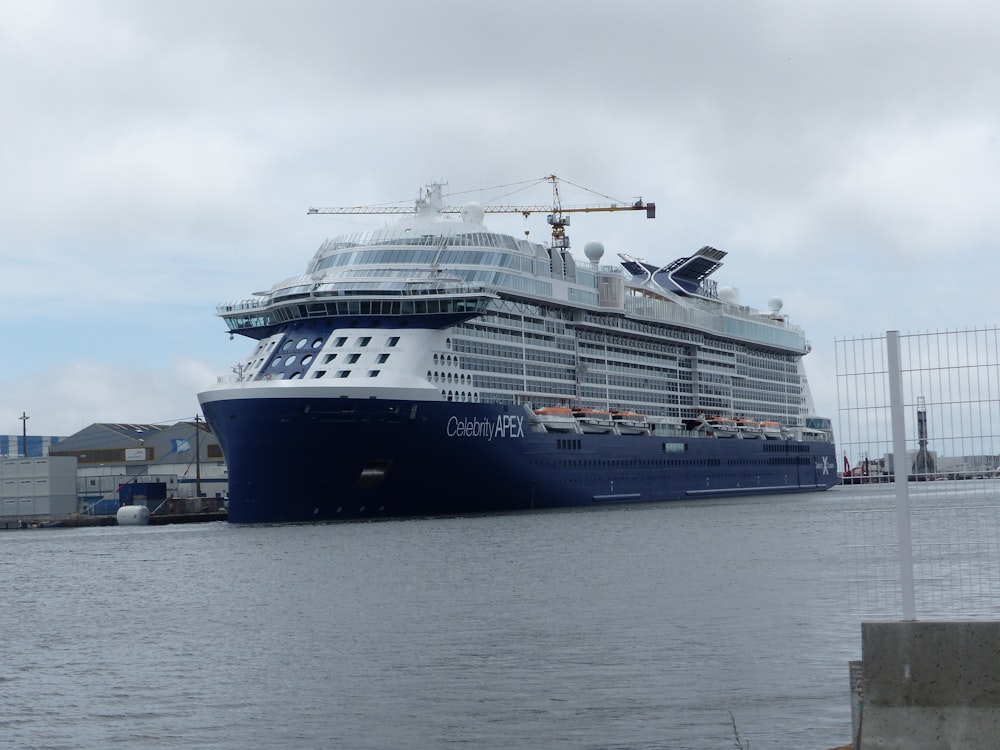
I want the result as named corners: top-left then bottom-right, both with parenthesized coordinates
top-left (217, 189), bottom-right (808, 354)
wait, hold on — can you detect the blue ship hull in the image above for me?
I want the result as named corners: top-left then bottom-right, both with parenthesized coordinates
top-left (202, 396), bottom-right (839, 523)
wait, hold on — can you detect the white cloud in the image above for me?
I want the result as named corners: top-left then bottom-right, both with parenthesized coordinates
top-left (3, 0), bottom-right (1000, 439)
top-left (0, 358), bottom-right (211, 436)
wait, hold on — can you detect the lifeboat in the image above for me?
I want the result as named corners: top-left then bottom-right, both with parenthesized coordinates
top-left (735, 418), bottom-right (764, 439)
top-left (572, 408), bottom-right (618, 434)
top-left (705, 416), bottom-right (740, 437)
top-left (760, 421), bottom-right (784, 440)
top-left (532, 406), bottom-right (582, 434)
top-left (610, 410), bottom-right (651, 435)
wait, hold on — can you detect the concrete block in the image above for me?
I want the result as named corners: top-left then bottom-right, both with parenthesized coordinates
top-left (860, 621), bottom-right (1000, 749)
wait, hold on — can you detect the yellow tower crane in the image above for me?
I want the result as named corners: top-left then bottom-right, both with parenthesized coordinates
top-left (307, 174), bottom-right (655, 249)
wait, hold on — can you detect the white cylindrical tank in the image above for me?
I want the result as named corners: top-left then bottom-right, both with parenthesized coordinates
top-left (117, 505), bottom-right (150, 526)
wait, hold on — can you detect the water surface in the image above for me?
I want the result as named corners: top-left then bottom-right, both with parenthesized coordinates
top-left (1, 487), bottom-right (934, 749)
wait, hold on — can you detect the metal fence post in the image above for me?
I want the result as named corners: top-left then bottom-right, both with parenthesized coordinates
top-left (886, 330), bottom-right (916, 620)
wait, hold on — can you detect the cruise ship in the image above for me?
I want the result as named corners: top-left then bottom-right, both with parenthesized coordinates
top-left (198, 177), bottom-right (838, 523)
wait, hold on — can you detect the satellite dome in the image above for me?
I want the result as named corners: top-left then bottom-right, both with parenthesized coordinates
top-left (460, 202), bottom-right (485, 225)
top-left (583, 241), bottom-right (605, 264)
top-left (718, 286), bottom-right (740, 304)
top-left (767, 296), bottom-right (784, 312)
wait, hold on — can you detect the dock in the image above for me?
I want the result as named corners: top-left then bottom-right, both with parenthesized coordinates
top-left (2, 511), bottom-right (227, 529)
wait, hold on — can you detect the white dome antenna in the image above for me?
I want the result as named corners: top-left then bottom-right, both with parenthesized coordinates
top-left (584, 241), bottom-right (605, 266)
top-left (461, 202), bottom-right (486, 225)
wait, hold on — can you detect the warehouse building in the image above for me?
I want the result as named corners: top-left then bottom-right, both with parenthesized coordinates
top-left (49, 420), bottom-right (228, 515)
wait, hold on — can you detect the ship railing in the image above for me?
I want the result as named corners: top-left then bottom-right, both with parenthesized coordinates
top-left (621, 295), bottom-right (807, 352)
top-left (217, 298), bottom-right (270, 314)
top-left (624, 293), bottom-right (803, 333)
top-left (219, 281), bottom-right (496, 316)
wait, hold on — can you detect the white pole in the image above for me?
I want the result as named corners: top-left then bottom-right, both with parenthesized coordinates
top-left (887, 330), bottom-right (916, 620)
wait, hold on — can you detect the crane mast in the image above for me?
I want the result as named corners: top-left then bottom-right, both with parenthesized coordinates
top-left (307, 175), bottom-right (655, 249)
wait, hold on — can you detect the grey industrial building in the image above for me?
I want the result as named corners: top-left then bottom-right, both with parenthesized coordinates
top-left (0, 420), bottom-right (229, 525)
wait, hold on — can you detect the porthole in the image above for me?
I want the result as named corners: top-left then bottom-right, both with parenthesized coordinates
top-left (296, 338), bottom-right (308, 350)
top-left (284, 355), bottom-right (297, 366)
top-left (281, 340), bottom-right (292, 351)
top-left (301, 355), bottom-right (313, 365)
top-left (312, 338), bottom-right (323, 348)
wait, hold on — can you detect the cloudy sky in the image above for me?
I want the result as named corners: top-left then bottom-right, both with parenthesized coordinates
top-left (2, 0), bottom-right (999, 438)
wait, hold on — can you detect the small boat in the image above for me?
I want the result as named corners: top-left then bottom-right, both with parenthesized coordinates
top-left (610, 410), bottom-right (651, 435)
top-left (705, 416), bottom-right (740, 438)
top-left (532, 406), bottom-right (582, 434)
top-left (572, 409), bottom-right (618, 434)
top-left (735, 418), bottom-right (763, 439)
top-left (760, 421), bottom-right (784, 440)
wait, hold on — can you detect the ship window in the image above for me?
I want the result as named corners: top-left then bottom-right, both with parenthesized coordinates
top-left (336, 370), bottom-right (350, 378)
top-left (295, 338), bottom-right (308, 350)
top-left (281, 340), bottom-right (292, 351)
top-left (324, 354), bottom-right (337, 364)
top-left (387, 336), bottom-right (400, 347)
top-left (290, 372), bottom-right (302, 379)
top-left (358, 336), bottom-right (371, 347)
top-left (347, 353), bottom-right (360, 364)
top-left (334, 337), bottom-right (347, 347)
top-left (312, 338), bottom-right (323, 348)
top-left (376, 354), bottom-right (389, 364)
top-left (367, 370), bottom-right (380, 377)
top-left (284, 355), bottom-right (296, 366)
top-left (270, 359), bottom-right (282, 369)
top-left (312, 370), bottom-right (327, 378)
top-left (301, 355), bottom-right (313, 365)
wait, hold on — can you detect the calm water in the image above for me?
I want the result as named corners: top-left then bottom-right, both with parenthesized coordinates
top-left (0, 487), bottom-right (928, 749)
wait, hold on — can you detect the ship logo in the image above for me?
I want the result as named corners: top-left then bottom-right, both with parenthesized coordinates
top-left (446, 414), bottom-right (524, 442)
top-left (816, 455), bottom-right (832, 475)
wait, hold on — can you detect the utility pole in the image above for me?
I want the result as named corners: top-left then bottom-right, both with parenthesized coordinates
top-left (19, 412), bottom-right (29, 457)
top-left (194, 414), bottom-right (203, 498)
